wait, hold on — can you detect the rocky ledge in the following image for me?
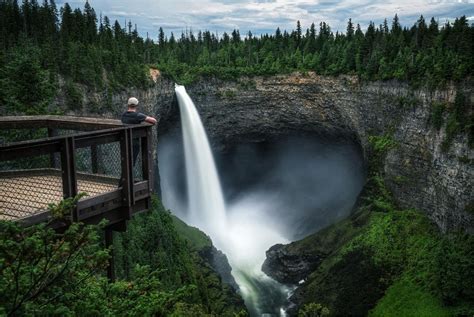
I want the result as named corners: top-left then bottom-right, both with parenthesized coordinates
top-left (261, 243), bottom-right (325, 284)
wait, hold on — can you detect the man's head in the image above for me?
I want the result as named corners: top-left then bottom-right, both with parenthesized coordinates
top-left (128, 97), bottom-right (139, 109)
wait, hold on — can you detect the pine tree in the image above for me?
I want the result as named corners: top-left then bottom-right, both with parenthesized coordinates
top-left (346, 18), bottom-right (354, 40)
top-left (296, 20), bottom-right (302, 47)
top-left (83, 1), bottom-right (97, 44)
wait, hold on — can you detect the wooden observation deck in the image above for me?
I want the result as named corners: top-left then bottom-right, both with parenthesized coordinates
top-left (0, 116), bottom-right (154, 231)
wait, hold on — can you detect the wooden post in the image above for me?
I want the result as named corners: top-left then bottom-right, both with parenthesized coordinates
top-left (141, 126), bottom-right (153, 208)
top-left (60, 137), bottom-right (78, 220)
top-left (128, 129), bottom-right (135, 205)
top-left (105, 229), bottom-right (115, 282)
top-left (120, 128), bottom-right (133, 219)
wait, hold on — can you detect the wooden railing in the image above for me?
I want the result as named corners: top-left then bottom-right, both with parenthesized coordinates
top-left (0, 116), bottom-right (154, 230)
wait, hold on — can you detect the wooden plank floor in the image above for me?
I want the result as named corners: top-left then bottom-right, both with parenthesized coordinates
top-left (0, 170), bottom-right (118, 221)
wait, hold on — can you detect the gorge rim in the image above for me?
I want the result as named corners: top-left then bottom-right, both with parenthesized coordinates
top-left (158, 85), bottom-right (366, 315)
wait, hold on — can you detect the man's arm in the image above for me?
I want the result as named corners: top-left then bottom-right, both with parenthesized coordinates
top-left (145, 116), bottom-right (157, 125)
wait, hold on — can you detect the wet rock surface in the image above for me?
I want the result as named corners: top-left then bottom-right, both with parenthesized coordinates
top-left (262, 243), bottom-right (325, 284)
top-left (199, 245), bottom-right (240, 291)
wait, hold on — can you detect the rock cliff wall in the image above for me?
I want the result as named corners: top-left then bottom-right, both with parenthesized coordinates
top-left (180, 74), bottom-right (472, 233)
top-left (65, 72), bottom-right (473, 233)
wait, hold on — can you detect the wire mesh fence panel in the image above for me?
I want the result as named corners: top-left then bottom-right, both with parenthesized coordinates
top-left (0, 154), bottom-right (63, 221)
top-left (97, 142), bottom-right (122, 178)
top-left (132, 137), bottom-right (144, 182)
top-left (0, 120), bottom-right (153, 225)
top-left (75, 141), bottom-right (121, 197)
top-left (76, 147), bottom-right (93, 174)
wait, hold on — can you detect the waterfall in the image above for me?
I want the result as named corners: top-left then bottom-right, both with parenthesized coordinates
top-left (174, 84), bottom-right (291, 316)
top-left (175, 84), bottom-right (227, 244)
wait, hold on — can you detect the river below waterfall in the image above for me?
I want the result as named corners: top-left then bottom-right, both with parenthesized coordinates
top-left (158, 85), bottom-right (365, 316)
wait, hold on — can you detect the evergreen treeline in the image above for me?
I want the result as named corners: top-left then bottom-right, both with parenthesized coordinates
top-left (0, 0), bottom-right (151, 89)
top-left (157, 15), bottom-right (474, 86)
top-left (0, 0), bottom-right (473, 112)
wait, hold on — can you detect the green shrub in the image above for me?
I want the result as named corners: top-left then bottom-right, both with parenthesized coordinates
top-left (368, 135), bottom-right (398, 153)
top-left (431, 102), bottom-right (446, 130)
top-left (370, 277), bottom-right (451, 317)
top-left (431, 234), bottom-right (474, 305)
top-left (441, 91), bottom-right (472, 152)
top-left (298, 303), bottom-right (330, 317)
top-left (397, 95), bottom-right (421, 109)
top-left (0, 220), bottom-right (109, 315)
top-left (64, 80), bottom-right (83, 110)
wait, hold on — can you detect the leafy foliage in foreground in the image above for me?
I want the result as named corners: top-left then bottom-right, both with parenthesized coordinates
top-left (0, 220), bottom-right (109, 315)
top-left (0, 197), bottom-right (246, 316)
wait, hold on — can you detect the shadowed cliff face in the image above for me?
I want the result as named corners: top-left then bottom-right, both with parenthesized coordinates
top-left (216, 136), bottom-right (365, 240)
top-left (159, 132), bottom-right (366, 241)
top-left (153, 73), bottom-right (472, 233)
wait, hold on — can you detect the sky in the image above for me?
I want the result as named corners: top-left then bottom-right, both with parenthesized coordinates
top-left (57, 0), bottom-right (474, 39)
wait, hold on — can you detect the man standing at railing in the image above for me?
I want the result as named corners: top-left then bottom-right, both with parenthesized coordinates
top-left (121, 97), bottom-right (157, 170)
top-left (121, 97), bottom-right (157, 126)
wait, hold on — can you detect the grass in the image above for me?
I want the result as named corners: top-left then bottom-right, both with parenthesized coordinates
top-left (344, 209), bottom-right (437, 269)
top-left (370, 276), bottom-right (451, 317)
top-left (368, 135), bottom-right (398, 153)
top-left (171, 215), bottom-right (212, 251)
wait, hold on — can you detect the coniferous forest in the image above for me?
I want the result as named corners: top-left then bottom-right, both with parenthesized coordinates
top-left (0, 0), bottom-right (473, 116)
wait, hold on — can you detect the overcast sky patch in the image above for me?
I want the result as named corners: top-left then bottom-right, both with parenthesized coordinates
top-left (57, 0), bottom-right (474, 39)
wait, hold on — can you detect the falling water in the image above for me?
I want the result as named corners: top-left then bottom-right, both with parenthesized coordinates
top-left (174, 85), bottom-right (290, 316)
top-left (175, 84), bottom-right (227, 244)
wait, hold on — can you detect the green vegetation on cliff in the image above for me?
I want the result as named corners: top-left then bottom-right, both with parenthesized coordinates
top-left (113, 197), bottom-right (245, 315)
top-left (0, 197), bottom-right (246, 316)
top-left (284, 134), bottom-right (474, 316)
top-left (291, 182), bottom-right (474, 316)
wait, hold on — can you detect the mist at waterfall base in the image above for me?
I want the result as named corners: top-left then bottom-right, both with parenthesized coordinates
top-left (160, 86), bottom-right (365, 316)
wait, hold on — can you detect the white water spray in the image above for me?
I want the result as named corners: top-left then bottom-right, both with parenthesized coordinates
top-left (174, 85), bottom-right (291, 316)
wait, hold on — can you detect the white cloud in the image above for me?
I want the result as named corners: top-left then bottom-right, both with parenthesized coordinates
top-left (57, 0), bottom-right (474, 37)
